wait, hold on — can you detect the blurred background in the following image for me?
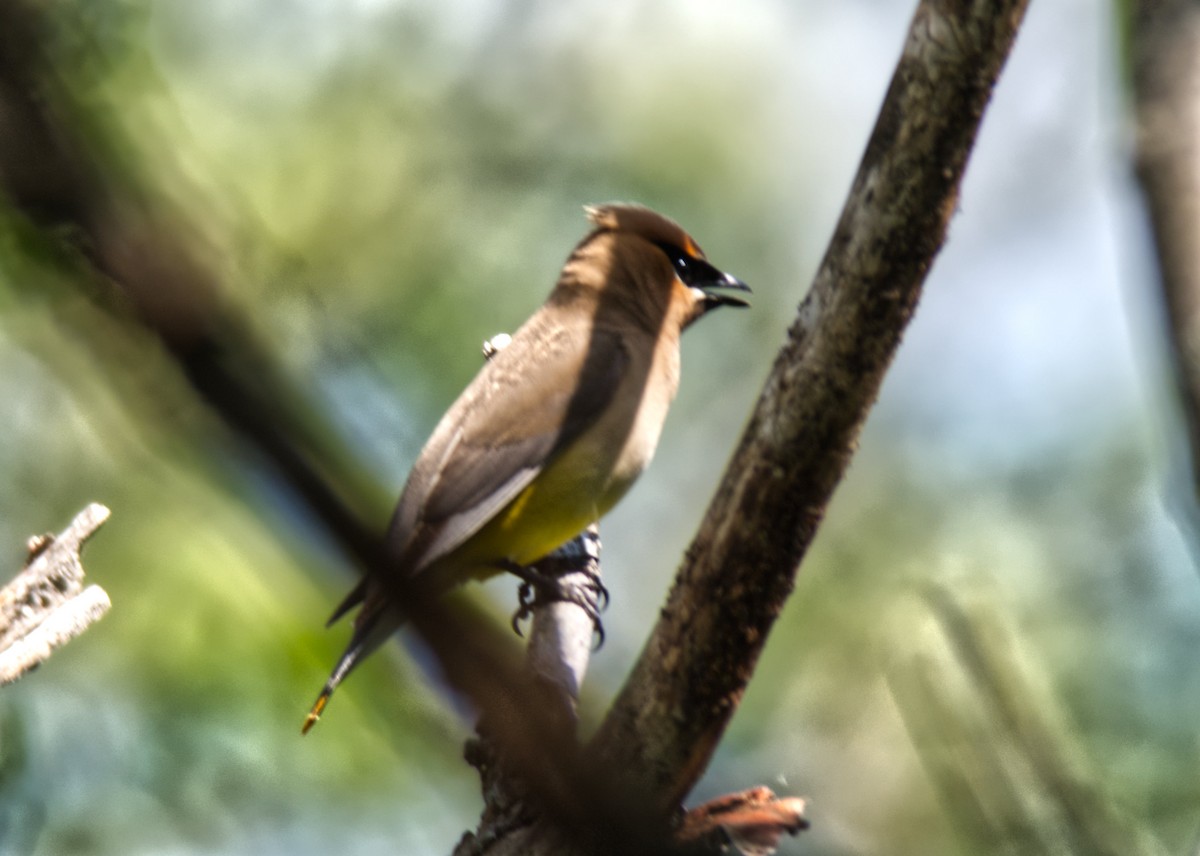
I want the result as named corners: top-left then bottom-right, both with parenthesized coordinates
top-left (0, 0), bottom-right (1194, 854)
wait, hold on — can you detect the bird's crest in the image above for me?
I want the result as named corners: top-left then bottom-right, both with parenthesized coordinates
top-left (583, 203), bottom-right (707, 260)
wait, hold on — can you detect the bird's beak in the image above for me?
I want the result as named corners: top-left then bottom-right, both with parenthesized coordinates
top-left (694, 270), bottom-right (751, 310)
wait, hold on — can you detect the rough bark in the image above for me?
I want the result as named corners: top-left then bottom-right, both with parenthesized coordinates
top-left (589, 0), bottom-right (1032, 810)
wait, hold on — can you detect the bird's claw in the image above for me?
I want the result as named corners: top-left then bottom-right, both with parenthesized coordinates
top-left (507, 562), bottom-right (608, 648)
top-left (511, 580), bottom-right (535, 637)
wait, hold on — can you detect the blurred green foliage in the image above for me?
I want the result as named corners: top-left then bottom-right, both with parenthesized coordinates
top-left (0, 1), bottom-right (1197, 855)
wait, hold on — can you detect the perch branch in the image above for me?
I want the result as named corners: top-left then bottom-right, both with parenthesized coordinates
top-left (455, 525), bottom-right (604, 856)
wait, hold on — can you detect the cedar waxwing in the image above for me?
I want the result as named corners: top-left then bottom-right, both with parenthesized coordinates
top-left (303, 203), bottom-right (748, 732)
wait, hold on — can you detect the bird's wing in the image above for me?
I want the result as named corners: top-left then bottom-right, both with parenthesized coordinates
top-left (391, 322), bottom-right (630, 575)
top-left (312, 323), bottom-right (630, 721)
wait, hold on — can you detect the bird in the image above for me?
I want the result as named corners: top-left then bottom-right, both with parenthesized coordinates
top-left (302, 203), bottom-right (749, 733)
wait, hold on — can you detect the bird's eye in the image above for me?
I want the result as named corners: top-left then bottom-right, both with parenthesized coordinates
top-left (656, 242), bottom-right (699, 285)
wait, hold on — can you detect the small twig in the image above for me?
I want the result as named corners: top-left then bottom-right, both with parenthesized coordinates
top-left (0, 503), bottom-right (112, 685)
top-left (678, 788), bottom-right (809, 856)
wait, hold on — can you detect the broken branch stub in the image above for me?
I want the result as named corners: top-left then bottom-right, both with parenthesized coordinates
top-left (0, 503), bottom-right (112, 685)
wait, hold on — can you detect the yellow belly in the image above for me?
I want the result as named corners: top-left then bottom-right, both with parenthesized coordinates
top-left (439, 332), bottom-right (675, 580)
top-left (452, 436), bottom-right (634, 577)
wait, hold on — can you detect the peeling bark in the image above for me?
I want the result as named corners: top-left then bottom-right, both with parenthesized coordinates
top-left (0, 504), bottom-right (111, 684)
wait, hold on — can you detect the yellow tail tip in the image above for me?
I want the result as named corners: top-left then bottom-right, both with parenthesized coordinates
top-left (301, 695), bottom-right (328, 735)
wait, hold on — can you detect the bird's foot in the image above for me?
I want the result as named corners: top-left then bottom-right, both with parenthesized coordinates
top-left (502, 558), bottom-right (608, 648)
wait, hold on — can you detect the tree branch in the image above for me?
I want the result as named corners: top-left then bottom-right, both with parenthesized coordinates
top-left (590, 0), bottom-right (1032, 809)
top-left (0, 503), bottom-right (111, 684)
top-left (1130, 0), bottom-right (1200, 496)
top-left (522, 525), bottom-right (603, 713)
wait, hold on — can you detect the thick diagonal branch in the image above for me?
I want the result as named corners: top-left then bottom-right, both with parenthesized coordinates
top-left (590, 0), bottom-right (1032, 808)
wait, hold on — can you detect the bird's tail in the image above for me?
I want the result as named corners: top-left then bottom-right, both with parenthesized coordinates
top-left (301, 641), bottom-right (360, 734)
top-left (301, 600), bottom-right (400, 734)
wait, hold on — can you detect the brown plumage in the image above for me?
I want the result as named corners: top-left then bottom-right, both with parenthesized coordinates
top-left (303, 203), bottom-right (748, 732)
